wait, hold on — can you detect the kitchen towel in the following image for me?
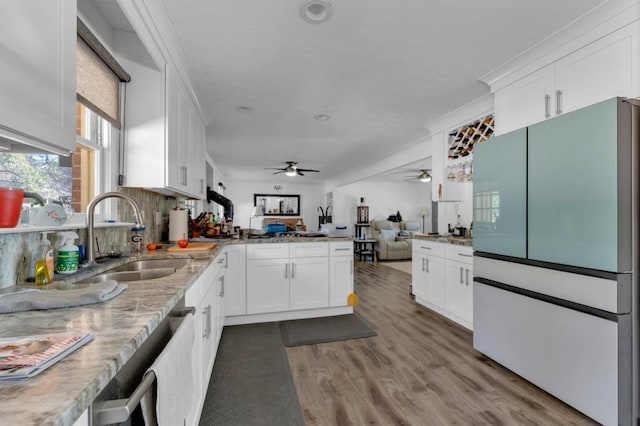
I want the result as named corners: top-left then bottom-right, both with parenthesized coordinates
top-left (142, 312), bottom-right (196, 426)
top-left (0, 281), bottom-right (127, 314)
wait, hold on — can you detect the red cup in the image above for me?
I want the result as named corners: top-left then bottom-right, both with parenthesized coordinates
top-left (0, 188), bottom-right (24, 227)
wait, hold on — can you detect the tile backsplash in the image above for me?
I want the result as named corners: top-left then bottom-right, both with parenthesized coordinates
top-left (0, 188), bottom-right (177, 289)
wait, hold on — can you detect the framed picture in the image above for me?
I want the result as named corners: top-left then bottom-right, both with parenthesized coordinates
top-left (254, 194), bottom-right (300, 216)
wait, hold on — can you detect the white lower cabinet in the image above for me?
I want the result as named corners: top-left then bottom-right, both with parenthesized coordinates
top-left (185, 251), bottom-right (225, 425)
top-left (223, 245), bottom-right (247, 316)
top-left (444, 259), bottom-right (473, 324)
top-left (290, 257), bottom-right (329, 310)
top-left (233, 241), bottom-right (353, 324)
top-left (329, 241), bottom-right (354, 307)
top-left (247, 258), bottom-right (290, 314)
top-left (412, 240), bottom-right (445, 307)
top-left (412, 240), bottom-right (473, 329)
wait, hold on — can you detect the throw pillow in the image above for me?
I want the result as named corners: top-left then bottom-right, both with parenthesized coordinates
top-left (380, 229), bottom-right (395, 241)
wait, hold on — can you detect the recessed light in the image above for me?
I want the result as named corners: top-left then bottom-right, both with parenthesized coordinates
top-left (235, 106), bottom-right (253, 113)
top-left (314, 114), bottom-right (330, 121)
top-left (300, 1), bottom-right (332, 24)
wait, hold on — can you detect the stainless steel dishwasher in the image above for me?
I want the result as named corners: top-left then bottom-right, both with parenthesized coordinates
top-left (92, 300), bottom-right (195, 426)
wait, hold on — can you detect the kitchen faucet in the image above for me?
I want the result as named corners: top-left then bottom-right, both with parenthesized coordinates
top-left (86, 192), bottom-right (144, 265)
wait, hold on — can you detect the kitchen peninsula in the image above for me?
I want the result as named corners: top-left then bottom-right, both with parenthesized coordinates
top-left (0, 236), bottom-right (353, 426)
top-left (411, 234), bottom-right (473, 330)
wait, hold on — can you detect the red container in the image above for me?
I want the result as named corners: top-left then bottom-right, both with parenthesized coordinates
top-left (0, 188), bottom-right (24, 227)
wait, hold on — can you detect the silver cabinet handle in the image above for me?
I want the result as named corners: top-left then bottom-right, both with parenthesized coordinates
top-left (184, 167), bottom-right (188, 186)
top-left (217, 257), bottom-right (225, 264)
top-left (465, 268), bottom-right (469, 286)
top-left (285, 263), bottom-right (288, 279)
top-left (556, 90), bottom-right (563, 115)
top-left (426, 258), bottom-right (429, 273)
top-left (420, 246), bottom-right (432, 250)
top-left (422, 258), bottom-right (425, 272)
top-left (460, 267), bottom-right (463, 284)
top-left (291, 262), bottom-right (295, 279)
top-left (203, 305), bottom-right (212, 339)
top-left (458, 253), bottom-right (473, 258)
top-left (219, 276), bottom-right (225, 297)
top-left (335, 248), bottom-right (351, 251)
top-left (544, 94), bottom-right (551, 118)
top-left (224, 252), bottom-right (229, 268)
top-left (350, 260), bottom-right (353, 274)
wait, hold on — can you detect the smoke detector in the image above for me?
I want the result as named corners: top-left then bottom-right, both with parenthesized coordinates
top-left (300, 1), bottom-right (332, 24)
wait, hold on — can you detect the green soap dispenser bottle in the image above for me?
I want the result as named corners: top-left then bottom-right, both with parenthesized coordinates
top-left (55, 231), bottom-right (79, 274)
top-left (35, 232), bottom-right (54, 285)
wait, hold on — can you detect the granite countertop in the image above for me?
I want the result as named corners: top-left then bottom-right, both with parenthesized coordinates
top-left (0, 236), bottom-right (353, 425)
top-left (412, 233), bottom-right (473, 247)
top-left (0, 246), bottom-right (222, 426)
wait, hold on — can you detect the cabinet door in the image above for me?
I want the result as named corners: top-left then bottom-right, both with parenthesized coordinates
top-left (329, 256), bottom-right (353, 307)
top-left (290, 258), bottom-right (329, 310)
top-left (555, 22), bottom-right (639, 116)
top-left (184, 279), bottom-right (203, 408)
top-left (189, 108), bottom-right (206, 198)
top-left (445, 259), bottom-right (472, 323)
top-left (494, 64), bottom-right (555, 135)
top-left (528, 97), bottom-right (628, 272)
top-left (246, 259), bottom-right (289, 314)
top-left (0, 0), bottom-right (76, 154)
top-left (411, 255), bottom-right (427, 299)
top-left (473, 128), bottom-right (527, 258)
top-left (200, 279), bottom-right (218, 393)
top-left (424, 255), bottom-right (445, 308)
top-left (223, 246), bottom-right (246, 316)
top-left (165, 64), bottom-right (185, 191)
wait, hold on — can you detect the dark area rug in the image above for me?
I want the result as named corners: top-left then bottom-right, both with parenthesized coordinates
top-left (199, 323), bottom-right (304, 426)
top-left (279, 314), bottom-right (377, 347)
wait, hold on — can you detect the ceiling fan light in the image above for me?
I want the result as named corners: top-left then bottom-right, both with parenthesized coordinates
top-left (285, 169), bottom-right (297, 177)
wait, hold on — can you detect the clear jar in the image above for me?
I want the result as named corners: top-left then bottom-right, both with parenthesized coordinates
top-left (130, 225), bottom-right (145, 253)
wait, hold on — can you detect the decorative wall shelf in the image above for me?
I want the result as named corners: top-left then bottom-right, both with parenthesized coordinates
top-left (447, 114), bottom-right (495, 160)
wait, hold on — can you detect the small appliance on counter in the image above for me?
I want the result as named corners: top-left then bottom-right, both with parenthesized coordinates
top-left (169, 201), bottom-right (188, 242)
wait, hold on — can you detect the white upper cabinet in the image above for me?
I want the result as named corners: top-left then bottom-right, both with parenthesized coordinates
top-left (115, 0), bottom-right (206, 199)
top-left (0, 0), bottom-right (76, 154)
top-left (494, 21), bottom-right (640, 135)
top-left (494, 65), bottom-right (555, 135)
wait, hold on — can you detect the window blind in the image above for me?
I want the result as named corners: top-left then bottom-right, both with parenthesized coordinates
top-left (76, 19), bottom-right (131, 129)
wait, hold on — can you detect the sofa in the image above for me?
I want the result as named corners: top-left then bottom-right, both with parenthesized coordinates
top-left (370, 220), bottom-right (420, 260)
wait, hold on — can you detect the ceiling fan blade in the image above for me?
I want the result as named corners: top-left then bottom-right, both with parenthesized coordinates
top-left (272, 171), bottom-right (285, 174)
top-left (297, 171), bottom-right (305, 176)
top-left (295, 168), bottom-right (320, 173)
top-left (264, 167), bottom-right (285, 171)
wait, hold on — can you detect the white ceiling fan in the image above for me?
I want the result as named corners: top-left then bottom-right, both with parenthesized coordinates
top-left (264, 161), bottom-right (320, 177)
top-left (404, 169), bottom-right (432, 183)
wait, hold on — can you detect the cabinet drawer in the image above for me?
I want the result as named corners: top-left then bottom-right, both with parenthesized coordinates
top-left (246, 243), bottom-right (289, 259)
top-left (290, 242), bottom-right (328, 258)
top-left (445, 245), bottom-right (473, 263)
top-left (330, 241), bottom-right (354, 257)
top-left (412, 240), bottom-right (445, 258)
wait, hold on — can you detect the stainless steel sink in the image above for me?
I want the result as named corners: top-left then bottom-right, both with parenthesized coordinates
top-left (113, 259), bottom-right (189, 272)
top-left (76, 268), bottom-right (178, 284)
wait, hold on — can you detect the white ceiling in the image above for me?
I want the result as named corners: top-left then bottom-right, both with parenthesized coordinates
top-left (140, 1), bottom-right (607, 183)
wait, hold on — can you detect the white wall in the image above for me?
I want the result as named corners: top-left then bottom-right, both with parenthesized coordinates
top-left (332, 181), bottom-right (432, 236)
top-left (223, 180), bottom-right (326, 230)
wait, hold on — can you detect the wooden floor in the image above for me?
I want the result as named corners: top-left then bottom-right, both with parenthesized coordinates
top-left (286, 262), bottom-right (597, 426)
